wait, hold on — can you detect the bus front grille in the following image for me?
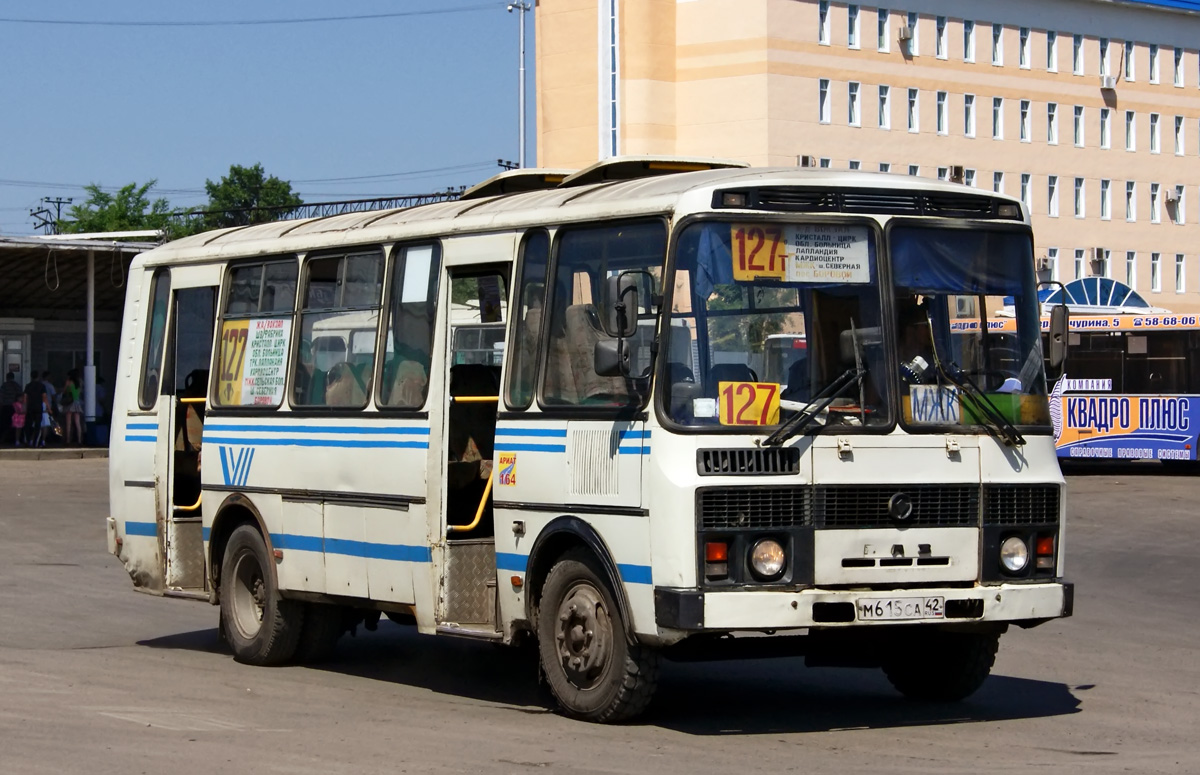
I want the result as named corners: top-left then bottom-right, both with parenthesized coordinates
top-left (983, 484), bottom-right (1061, 525)
top-left (814, 485), bottom-right (980, 529)
top-left (697, 486), bottom-right (812, 529)
top-left (697, 447), bottom-right (801, 476)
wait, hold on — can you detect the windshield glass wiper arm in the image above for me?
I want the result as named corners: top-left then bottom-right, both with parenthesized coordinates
top-left (762, 366), bottom-right (864, 447)
top-left (936, 363), bottom-right (1026, 447)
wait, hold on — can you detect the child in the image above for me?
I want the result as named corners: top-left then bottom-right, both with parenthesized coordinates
top-left (11, 395), bottom-right (25, 446)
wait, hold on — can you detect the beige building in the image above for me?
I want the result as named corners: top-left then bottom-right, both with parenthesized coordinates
top-left (536, 0), bottom-right (1200, 312)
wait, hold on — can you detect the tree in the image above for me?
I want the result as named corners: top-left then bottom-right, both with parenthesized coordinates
top-left (201, 163), bottom-right (303, 230)
top-left (58, 181), bottom-right (173, 234)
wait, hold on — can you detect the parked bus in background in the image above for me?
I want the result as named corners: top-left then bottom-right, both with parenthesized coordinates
top-left (108, 158), bottom-right (1073, 723)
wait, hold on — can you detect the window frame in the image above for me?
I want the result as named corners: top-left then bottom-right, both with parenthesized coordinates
top-left (992, 23), bottom-right (1003, 66)
top-left (907, 87), bottom-right (919, 132)
top-left (1073, 33), bottom-right (1084, 75)
top-left (504, 230), bottom-right (551, 411)
top-left (1047, 30), bottom-right (1058, 72)
top-left (1019, 27), bottom-right (1030, 68)
top-left (818, 0), bottom-right (830, 45)
top-left (848, 4), bottom-right (860, 49)
top-left (375, 241), bottom-right (443, 413)
top-left (878, 84), bottom-right (891, 129)
top-left (963, 19), bottom-right (976, 63)
top-left (877, 8), bottom-right (890, 53)
top-left (138, 267), bottom-right (172, 410)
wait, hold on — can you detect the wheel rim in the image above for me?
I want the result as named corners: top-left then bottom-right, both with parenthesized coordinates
top-left (230, 550), bottom-right (267, 640)
top-left (553, 581), bottom-right (614, 690)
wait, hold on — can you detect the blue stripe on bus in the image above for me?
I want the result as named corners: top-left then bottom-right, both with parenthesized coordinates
top-left (495, 552), bottom-right (651, 585)
top-left (618, 446), bottom-right (651, 455)
top-left (496, 552), bottom-right (528, 572)
top-left (268, 533), bottom-right (433, 563)
top-left (203, 436), bottom-right (429, 449)
top-left (125, 521), bottom-right (157, 536)
top-left (124, 435), bottom-right (157, 443)
top-left (617, 429), bottom-right (650, 439)
top-left (493, 442), bottom-right (567, 453)
top-left (617, 563), bottom-right (653, 585)
top-left (201, 526), bottom-right (211, 542)
top-left (494, 427), bottom-right (568, 438)
top-left (204, 424), bottom-right (430, 436)
top-left (126, 423), bottom-right (158, 430)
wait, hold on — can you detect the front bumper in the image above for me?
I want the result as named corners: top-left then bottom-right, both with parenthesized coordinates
top-left (655, 581), bottom-right (1073, 631)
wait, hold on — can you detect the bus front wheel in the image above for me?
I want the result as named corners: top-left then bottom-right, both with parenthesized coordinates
top-left (881, 629), bottom-right (1000, 702)
top-left (536, 550), bottom-right (659, 722)
top-left (220, 525), bottom-right (303, 665)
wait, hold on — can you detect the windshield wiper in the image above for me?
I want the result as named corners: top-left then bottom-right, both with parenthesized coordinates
top-left (934, 363), bottom-right (1025, 446)
top-left (761, 365), bottom-right (864, 447)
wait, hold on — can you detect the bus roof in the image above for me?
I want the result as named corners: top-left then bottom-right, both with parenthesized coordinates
top-left (137, 166), bottom-right (1028, 269)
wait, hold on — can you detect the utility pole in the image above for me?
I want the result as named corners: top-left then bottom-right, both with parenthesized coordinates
top-left (29, 196), bottom-right (72, 234)
top-left (507, 2), bottom-right (531, 168)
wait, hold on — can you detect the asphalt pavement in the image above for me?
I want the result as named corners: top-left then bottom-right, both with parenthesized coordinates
top-left (0, 458), bottom-right (1197, 774)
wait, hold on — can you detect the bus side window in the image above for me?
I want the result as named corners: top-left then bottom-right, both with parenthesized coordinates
top-left (505, 231), bottom-right (549, 410)
top-left (214, 258), bottom-right (298, 409)
top-left (139, 269), bottom-right (171, 409)
top-left (292, 249), bottom-right (384, 409)
top-left (379, 244), bottom-right (440, 409)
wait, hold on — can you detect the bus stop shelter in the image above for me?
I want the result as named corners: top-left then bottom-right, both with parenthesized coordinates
top-left (0, 232), bottom-right (159, 435)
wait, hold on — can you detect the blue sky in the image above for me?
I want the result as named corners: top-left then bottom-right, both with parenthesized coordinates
top-left (0, 2), bottom-right (534, 234)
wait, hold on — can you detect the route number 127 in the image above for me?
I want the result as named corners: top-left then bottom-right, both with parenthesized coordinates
top-left (731, 225), bottom-right (787, 281)
top-left (718, 381), bottom-right (781, 426)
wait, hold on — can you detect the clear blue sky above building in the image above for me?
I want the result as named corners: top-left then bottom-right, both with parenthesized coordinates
top-left (0, 1), bottom-right (534, 234)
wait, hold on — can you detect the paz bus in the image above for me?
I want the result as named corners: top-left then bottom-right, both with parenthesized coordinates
top-left (108, 157), bottom-right (1073, 722)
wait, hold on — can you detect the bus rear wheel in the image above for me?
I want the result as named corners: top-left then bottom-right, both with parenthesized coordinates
top-left (536, 551), bottom-right (659, 723)
top-left (220, 525), bottom-right (303, 666)
top-left (882, 629), bottom-right (1000, 702)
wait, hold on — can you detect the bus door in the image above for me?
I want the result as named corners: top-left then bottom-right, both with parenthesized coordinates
top-left (438, 264), bottom-right (510, 633)
top-left (155, 272), bottom-right (219, 594)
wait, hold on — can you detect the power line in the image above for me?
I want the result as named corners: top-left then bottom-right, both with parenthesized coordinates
top-left (0, 5), bottom-right (499, 27)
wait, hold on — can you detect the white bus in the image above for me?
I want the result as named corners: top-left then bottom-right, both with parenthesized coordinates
top-left (108, 158), bottom-right (1073, 722)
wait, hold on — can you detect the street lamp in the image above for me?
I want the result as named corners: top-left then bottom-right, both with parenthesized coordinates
top-left (507, 2), bottom-right (531, 168)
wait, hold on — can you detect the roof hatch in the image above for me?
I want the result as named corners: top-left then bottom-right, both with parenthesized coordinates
top-left (558, 155), bottom-right (747, 188)
top-left (459, 168), bottom-right (576, 200)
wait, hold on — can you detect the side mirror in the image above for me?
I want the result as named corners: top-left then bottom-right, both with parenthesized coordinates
top-left (602, 274), bottom-right (639, 338)
top-left (594, 338), bottom-right (630, 377)
top-left (1047, 304), bottom-right (1069, 369)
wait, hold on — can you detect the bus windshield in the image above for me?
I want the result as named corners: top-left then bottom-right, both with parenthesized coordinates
top-left (662, 219), bottom-right (890, 429)
top-left (891, 225), bottom-right (1050, 430)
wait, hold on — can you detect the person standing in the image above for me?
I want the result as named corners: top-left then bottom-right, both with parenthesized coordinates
top-left (10, 393), bottom-right (26, 446)
top-left (61, 373), bottom-right (84, 445)
top-left (0, 372), bottom-right (20, 444)
top-left (22, 376), bottom-right (46, 447)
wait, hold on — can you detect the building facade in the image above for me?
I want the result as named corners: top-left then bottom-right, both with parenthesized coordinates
top-left (536, 0), bottom-right (1200, 312)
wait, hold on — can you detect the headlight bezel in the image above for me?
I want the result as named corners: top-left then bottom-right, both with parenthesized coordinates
top-left (748, 537), bottom-right (788, 581)
top-left (999, 535), bottom-right (1031, 573)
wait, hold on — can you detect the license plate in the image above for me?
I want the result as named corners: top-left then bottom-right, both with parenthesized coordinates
top-left (857, 596), bottom-right (945, 621)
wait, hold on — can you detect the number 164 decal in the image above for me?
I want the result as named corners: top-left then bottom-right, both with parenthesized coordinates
top-left (718, 381), bottom-right (781, 426)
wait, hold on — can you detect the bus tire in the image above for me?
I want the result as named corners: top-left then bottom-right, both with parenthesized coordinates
top-left (220, 525), bottom-right (303, 666)
top-left (292, 603), bottom-right (344, 664)
top-left (882, 630), bottom-right (1000, 702)
top-left (536, 550), bottom-right (659, 723)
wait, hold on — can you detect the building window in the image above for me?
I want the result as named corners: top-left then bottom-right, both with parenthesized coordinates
top-left (992, 97), bottom-right (1003, 139)
top-left (1150, 113), bottom-right (1160, 153)
top-left (1125, 40), bottom-right (1135, 81)
top-left (878, 9), bottom-right (890, 52)
top-left (1100, 108), bottom-right (1111, 149)
top-left (1048, 102), bottom-right (1058, 144)
top-left (1073, 33), bottom-right (1084, 75)
top-left (1151, 182), bottom-right (1161, 223)
top-left (848, 81), bottom-right (861, 125)
top-left (992, 23), bottom-right (1003, 65)
top-left (1048, 175), bottom-right (1059, 216)
top-left (908, 164), bottom-right (919, 176)
top-left (1150, 43), bottom-right (1160, 83)
top-left (936, 90), bottom-right (947, 134)
top-left (964, 20), bottom-right (975, 62)
top-left (1100, 179), bottom-right (1111, 220)
top-left (818, 78), bottom-right (831, 123)
top-left (964, 94), bottom-right (976, 137)
top-left (879, 162), bottom-right (891, 172)
top-left (1100, 37), bottom-right (1109, 76)
top-left (1046, 30), bottom-right (1058, 72)
top-left (1126, 110), bottom-right (1136, 151)
top-left (1021, 172), bottom-right (1031, 207)
top-left (993, 171), bottom-right (1005, 193)
top-left (1046, 247), bottom-right (1059, 280)
top-left (906, 12), bottom-right (918, 56)
top-left (907, 88), bottom-right (919, 132)
top-left (1099, 249), bottom-right (1112, 278)
top-left (1074, 177), bottom-right (1085, 217)
top-left (1127, 181), bottom-right (1137, 221)
top-left (1176, 254), bottom-right (1186, 292)
top-left (1020, 99), bottom-right (1030, 141)
top-left (1175, 46), bottom-right (1184, 86)
top-left (1019, 27), bottom-right (1030, 68)
top-left (849, 159), bottom-right (861, 170)
top-left (1126, 251), bottom-right (1137, 288)
top-left (1074, 249), bottom-right (1086, 280)
top-left (1151, 252), bottom-right (1161, 292)
top-left (878, 85), bottom-right (891, 128)
top-left (818, 1), bottom-right (830, 45)
top-left (964, 168), bottom-right (976, 187)
top-left (1175, 115), bottom-right (1185, 155)
top-left (1074, 105), bottom-right (1085, 147)
top-left (936, 16), bottom-right (947, 59)
top-left (819, 157), bottom-right (832, 168)
top-left (937, 166), bottom-right (949, 181)
top-left (848, 4), bottom-right (860, 48)
top-left (1174, 185), bottom-right (1186, 224)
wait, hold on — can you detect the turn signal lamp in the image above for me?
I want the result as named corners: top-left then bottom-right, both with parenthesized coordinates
top-left (705, 541), bottom-right (729, 580)
top-left (1035, 536), bottom-right (1055, 556)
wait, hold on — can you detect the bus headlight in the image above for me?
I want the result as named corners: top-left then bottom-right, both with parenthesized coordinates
top-left (1000, 536), bottom-right (1030, 573)
top-left (749, 538), bottom-right (786, 580)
